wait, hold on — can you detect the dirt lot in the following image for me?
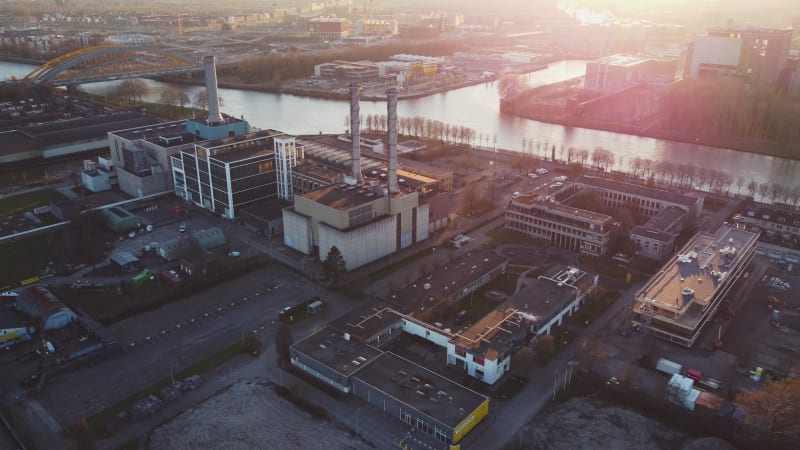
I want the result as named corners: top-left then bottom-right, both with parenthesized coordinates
top-left (148, 383), bottom-right (372, 450)
top-left (147, 382), bottom-right (372, 450)
top-left (514, 397), bottom-right (734, 450)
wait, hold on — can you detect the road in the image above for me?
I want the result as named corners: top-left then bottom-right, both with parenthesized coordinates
top-left (461, 280), bottom-right (644, 450)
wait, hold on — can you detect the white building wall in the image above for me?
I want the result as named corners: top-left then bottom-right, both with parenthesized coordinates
top-left (416, 202), bottom-right (430, 242)
top-left (688, 36), bottom-right (741, 77)
top-left (400, 318), bottom-right (451, 347)
top-left (318, 216), bottom-right (395, 270)
top-left (283, 209), bottom-right (313, 254)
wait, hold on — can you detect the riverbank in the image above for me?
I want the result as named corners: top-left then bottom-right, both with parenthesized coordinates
top-left (157, 72), bottom-right (524, 101)
top-left (0, 55), bottom-right (46, 66)
top-left (506, 106), bottom-right (799, 162)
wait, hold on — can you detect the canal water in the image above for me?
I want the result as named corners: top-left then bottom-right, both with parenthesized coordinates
top-left (2, 60), bottom-right (797, 187)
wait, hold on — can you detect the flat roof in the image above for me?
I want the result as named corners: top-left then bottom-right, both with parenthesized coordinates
top-left (292, 326), bottom-right (383, 377)
top-left (0, 129), bottom-right (38, 155)
top-left (589, 54), bottom-right (652, 67)
top-left (29, 113), bottom-right (160, 146)
top-left (387, 249), bottom-right (507, 316)
top-left (330, 304), bottom-right (402, 342)
top-left (636, 225), bottom-right (759, 324)
top-left (301, 182), bottom-right (412, 210)
top-left (574, 175), bottom-right (698, 208)
top-left (452, 265), bottom-right (594, 360)
top-left (353, 352), bottom-right (488, 428)
top-left (645, 206), bottom-right (686, 231)
top-left (111, 120), bottom-right (186, 140)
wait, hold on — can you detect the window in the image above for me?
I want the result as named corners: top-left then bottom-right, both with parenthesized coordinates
top-left (258, 160), bottom-right (274, 172)
top-left (455, 348), bottom-right (466, 357)
top-left (474, 356), bottom-right (485, 366)
top-left (400, 408), bottom-right (413, 425)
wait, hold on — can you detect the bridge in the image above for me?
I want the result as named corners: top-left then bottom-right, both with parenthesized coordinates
top-left (17, 45), bottom-right (202, 86)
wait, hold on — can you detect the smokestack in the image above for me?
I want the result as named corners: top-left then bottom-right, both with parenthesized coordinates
top-left (349, 83), bottom-right (362, 182)
top-left (386, 87), bottom-right (398, 195)
top-left (203, 56), bottom-right (223, 126)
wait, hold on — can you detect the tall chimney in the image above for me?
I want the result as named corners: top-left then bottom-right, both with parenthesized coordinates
top-left (349, 83), bottom-right (362, 182)
top-left (386, 88), bottom-right (398, 195)
top-left (203, 56), bottom-right (223, 126)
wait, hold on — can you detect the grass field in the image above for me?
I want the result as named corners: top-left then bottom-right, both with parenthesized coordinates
top-left (0, 188), bottom-right (66, 217)
top-left (0, 231), bottom-right (63, 287)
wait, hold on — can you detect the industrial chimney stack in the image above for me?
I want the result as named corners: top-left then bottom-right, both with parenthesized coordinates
top-left (349, 83), bottom-right (362, 183)
top-left (386, 88), bottom-right (398, 195)
top-left (203, 56), bottom-right (224, 126)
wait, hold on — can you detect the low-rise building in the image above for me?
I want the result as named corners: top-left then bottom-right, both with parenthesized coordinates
top-left (585, 53), bottom-right (677, 92)
top-left (506, 183), bottom-right (615, 256)
top-left (632, 224), bottom-right (759, 347)
top-left (80, 155), bottom-right (117, 192)
top-left (735, 202), bottom-right (800, 242)
top-left (631, 206), bottom-right (688, 261)
top-left (16, 287), bottom-right (76, 330)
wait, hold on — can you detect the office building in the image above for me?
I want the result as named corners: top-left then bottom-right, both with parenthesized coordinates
top-left (632, 224), bottom-right (759, 347)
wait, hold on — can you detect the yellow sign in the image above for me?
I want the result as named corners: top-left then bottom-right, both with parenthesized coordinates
top-left (452, 399), bottom-right (489, 443)
top-left (20, 277), bottom-right (40, 286)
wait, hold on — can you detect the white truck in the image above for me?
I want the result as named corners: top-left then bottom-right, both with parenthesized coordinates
top-left (656, 358), bottom-right (682, 376)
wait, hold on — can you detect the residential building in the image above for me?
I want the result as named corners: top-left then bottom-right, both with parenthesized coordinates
top-left (735, 202), bottom-right (800, 242)
top-left (632, 224), bottom-right (759, 347)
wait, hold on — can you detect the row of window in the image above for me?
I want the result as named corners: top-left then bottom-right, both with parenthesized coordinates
top-left (399, 407), bottom-right (452, 445)
top-left (507, 214), bottom-right (605, 240)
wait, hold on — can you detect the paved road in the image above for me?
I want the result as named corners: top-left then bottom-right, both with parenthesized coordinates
top-left (461, 280), bottom-right (644, 450)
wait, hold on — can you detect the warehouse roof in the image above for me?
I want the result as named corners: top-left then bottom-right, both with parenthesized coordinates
top-left (353, 352), bottom-right (488, 428)
top-left (330, 304), bottom-right (402, 342)
top-left (292, 326), bottom-right (383, 377)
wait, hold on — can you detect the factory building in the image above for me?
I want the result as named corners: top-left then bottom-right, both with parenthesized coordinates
top-left (283, 86), bottom-right (449, 270)
top-left (632, 224), bottom-right (759, 347)
top-left (171, 130), bottom-right (283, 219)
top-left (109, 56), bottom-right (249, 197)
top-left (308, 17), bottom-right (351, 39)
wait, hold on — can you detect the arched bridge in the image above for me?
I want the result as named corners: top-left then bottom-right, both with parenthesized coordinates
top-left (23, 45), bottom-right (202, 86)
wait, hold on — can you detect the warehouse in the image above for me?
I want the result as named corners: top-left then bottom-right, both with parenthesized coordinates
top-left (16, 287), bottom-right (77, 330)
top-left (351, 352), bottom-right (489, 446)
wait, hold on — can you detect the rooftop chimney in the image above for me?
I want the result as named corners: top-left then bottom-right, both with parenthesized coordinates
top-left (386, 88), bottom-right (398, 195)
top-left (203, 56), bottom-right (223, 126)
top-left (349, 83), bottom-right (362, 182)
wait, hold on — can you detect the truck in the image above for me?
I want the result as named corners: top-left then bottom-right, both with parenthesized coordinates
top-left (656, 358), bottom-right (683, 376)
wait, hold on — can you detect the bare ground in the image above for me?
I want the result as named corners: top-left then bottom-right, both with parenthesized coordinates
top-left (147, 382), bottom-right (373, 450)
top-left (516, 396), bottom-right (735, 450)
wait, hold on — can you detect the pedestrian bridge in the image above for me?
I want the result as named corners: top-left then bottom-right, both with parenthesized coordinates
top-left (22, 45), bottom-right (201, 86)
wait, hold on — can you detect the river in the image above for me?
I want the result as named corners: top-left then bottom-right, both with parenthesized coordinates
top-left (2, 60), bottom-right (798, 188)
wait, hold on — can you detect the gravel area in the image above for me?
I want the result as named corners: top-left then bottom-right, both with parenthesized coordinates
top-left (517, 397), bottom-right (735, 450)
top-left (148, 382), bottom-right (373, 450)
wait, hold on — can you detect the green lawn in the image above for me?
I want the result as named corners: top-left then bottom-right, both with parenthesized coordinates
top-left (0, 231), bottom-right (63, 288)
top-left (0, 188), bottom-right (66, 217)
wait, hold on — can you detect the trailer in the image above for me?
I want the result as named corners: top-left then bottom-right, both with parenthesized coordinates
top-left (656, 358), bottom-right (682, 376)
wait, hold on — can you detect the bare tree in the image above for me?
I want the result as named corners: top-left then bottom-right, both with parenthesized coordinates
top-left (758, 182), bottom-right (770, 202)
top-left (747, 179), bottom-right (758, 199)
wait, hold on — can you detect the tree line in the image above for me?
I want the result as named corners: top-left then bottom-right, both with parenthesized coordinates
top-left (235, 39), bottom-right (468, 84)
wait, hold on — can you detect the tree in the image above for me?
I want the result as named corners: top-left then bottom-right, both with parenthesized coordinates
top-left (323, 246), bottom-right (346, 283)
top-left (275, 323), bottom-right (293, 367)
top-left (176, 90), bottom-right (190, 109)
top-left (747, 179), bottom-right (758, 199)
top-left (160, 88), bottom-right (178, 108)
top-left (116, 79), bottom-right (148, 104)
top-left (736, 379), bottom-right (800, 442)
top-left (194, 90), bottom-right (208, 111)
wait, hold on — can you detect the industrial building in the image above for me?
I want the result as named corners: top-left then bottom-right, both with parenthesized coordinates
top-left (632, 224), bottom-right (759, 347)
top-left (171, 130), bottom-right (283, 219)
top-left (685, 28), bottom-right (793, 87)
top-left (308, 17), bottom-right (351, 39)
top-left (157, 227), bottom-right (226, 261)
top-left (0, 112), bottom-right (159, 164)
top-left (15, 287), bottom-right (77, 330)
top-left (584, 54), bottom-right (677, 92)
top-left (283, 86), bottom-right (451, 270)
top-left (101, 206), bottom-right (142, 232)
top-left (80, 155), bottom-right (117, 192)
top-left (109, 56), bottom-right (250, 198)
